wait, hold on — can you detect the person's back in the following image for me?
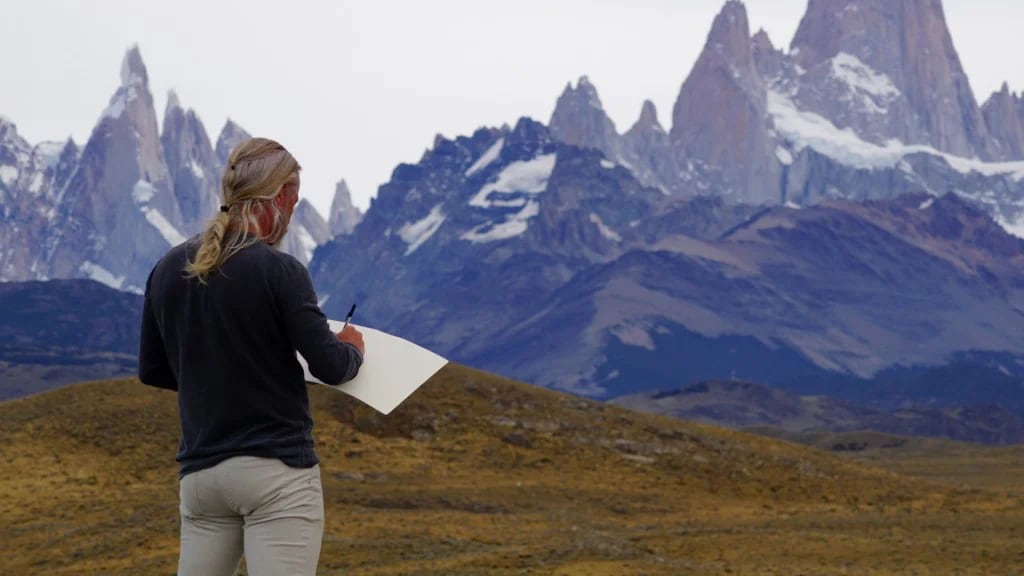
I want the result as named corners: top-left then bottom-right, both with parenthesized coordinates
top-left (139, 137), bottom-right (364, 576)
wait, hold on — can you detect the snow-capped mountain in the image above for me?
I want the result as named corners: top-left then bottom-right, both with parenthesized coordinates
top-left (309, 117), bottom-right (1024, 400)
top-left (545, 0), bottom-right (1024, 231)
top-left (307, 0), bottom-right (1024, 402)
top-left (0, 47), bottom-right (344, 289)
top-left (44, 46), bottom-right (184, 292)
top-left (4, 1), bottom-right (1024, 408)
top-left (0, 117), bottom-right (78, 281)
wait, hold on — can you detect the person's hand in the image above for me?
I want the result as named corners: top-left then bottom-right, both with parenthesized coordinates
top-left (336, 324), bottom-right (365, 357)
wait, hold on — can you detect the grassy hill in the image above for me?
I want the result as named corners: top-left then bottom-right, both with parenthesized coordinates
top-left (1, 364), bottom-right (1022, 575)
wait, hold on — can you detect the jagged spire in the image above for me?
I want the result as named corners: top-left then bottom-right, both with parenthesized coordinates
top-left (165, 89), bottom-right (181, 114)
top-left (328, 179), bottom-right (363, 236)
top-left (119, 44), bottom-right (148, 88)
top-left (548, 75), bottom-right (619, 155)
top-left (215, 119), bottom-right (252, 166)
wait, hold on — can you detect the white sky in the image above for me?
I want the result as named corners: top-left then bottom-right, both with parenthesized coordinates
top-left (1, 0), bottom-right (1020, 216)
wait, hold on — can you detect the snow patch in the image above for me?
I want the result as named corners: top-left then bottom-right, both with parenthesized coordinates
top-left (465, 138), bottom-right (504, 177)
top-left (589, 213), bottom-right (621, 242)
top-left (398, 204), bottom-right (446, 255)
top-left (611, 324), bottom-right (655, 351)
top-left (34, 142), bottom-right (65, 168)
top-left (142, 208), bottom-right (187, 246)
top-left (600, 159), bottom-right (616, 169)
top-left (831, 53), bottom-right (900, 101)
top-left (189, 158), bottom-right (205, 180)
top-left (462, 153), bottom-right (556, 243)
top-left (469, 153), bottom-right (557, 208)
top-left (103, 95), bottom-right (127, 119)
top-left (132, 180), bottom-right (155, 203)
top-left (27, 171), bottom-right (44, 195)
top-left (462, 200), bottom-right (540, 243)
top-left (998, 218), bottom-right (1024, 239)
top-left (919, 197), bottom-right (935, 210)
top-left (775, 146), bottom-right (793, 166)
top-left (80, 261), bottom-right (125, 290)
top-left (0, 165), bottom-right (18, 186)
top-left (767, 89), bottom-right (1024, 179)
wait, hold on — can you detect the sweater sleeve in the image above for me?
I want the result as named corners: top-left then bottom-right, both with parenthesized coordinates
top-left (138, 271), bottom-right (178, 392)
top-left (276, 257), bottom-right (362, 385)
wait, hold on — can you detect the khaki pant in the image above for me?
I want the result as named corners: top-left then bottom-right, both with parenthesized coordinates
top-left (177, 456), bottom-right (324, 576)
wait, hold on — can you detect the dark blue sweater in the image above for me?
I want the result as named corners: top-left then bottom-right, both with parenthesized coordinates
top-left (138, 239), bottom-right (362, 477)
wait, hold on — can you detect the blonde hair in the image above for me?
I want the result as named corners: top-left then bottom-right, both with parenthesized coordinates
top-left (185, 137), bottom-right (301, 282)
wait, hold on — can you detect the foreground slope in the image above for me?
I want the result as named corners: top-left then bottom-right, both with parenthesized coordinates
top-left (1, 365), bottom-right (1021, 575)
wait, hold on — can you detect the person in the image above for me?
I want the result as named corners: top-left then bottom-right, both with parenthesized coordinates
top-left (138, 137), bottom-right (364, 576)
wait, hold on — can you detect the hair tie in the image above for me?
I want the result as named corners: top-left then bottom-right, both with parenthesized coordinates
top-left (220, 205), bottom-right (229, 213)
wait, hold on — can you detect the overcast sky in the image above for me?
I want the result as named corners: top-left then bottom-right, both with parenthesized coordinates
top-left (2, 0), bottom-right (1021, 216)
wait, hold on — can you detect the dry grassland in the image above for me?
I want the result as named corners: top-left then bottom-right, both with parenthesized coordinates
top-left (1, 365), bottom-right (1022, 574)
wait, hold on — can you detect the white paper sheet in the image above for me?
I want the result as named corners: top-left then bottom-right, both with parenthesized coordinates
top-left (297, 321), bottom-right (448, 415)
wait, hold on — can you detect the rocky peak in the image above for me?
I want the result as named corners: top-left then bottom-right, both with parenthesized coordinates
top-left (120, 45), bottom-right (148, 89)
top-left (161, 90), bottom-right (220, 235)
top-left (328, 179), bottom-right (363, 236)
top-left (751, 28), bottom-right (784, 80)
top-left (165, 89), bottom-right (181, 113)
top-left (671, 0), bottom-right (763, 132)
top-left (789, 0), bottom-right (994, 159)
top-left (0, 118), bottom-right (30, 172)
top-left (981, 83), bottom-right (1024, 160)
top-left (0, 116), bottom-right (22, 145)
top-left (670, 0), bottom-right (775, 203)
top-left (626, 100), bottom-right (664, 137)
top-left (548, 76), bottom-right (621, 159)
top-left (43, 45), bottom-right (182, 291)
top-left (751, 28), bottom-right (773, 51)
top-left (215, 119), bottom-right (251, 167)
top-left (619, 99), bottom-right (678, 192)
top-left (703, 0), bottom-right (759, 78)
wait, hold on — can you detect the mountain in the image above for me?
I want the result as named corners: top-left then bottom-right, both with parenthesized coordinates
top-left (787, 0), bottom-right (994, 159)
top-left (549, 76), bottom-right (623, 165)
top-left (311, 118), bottom-right (666, 355)
top-left (327, 179), bottom-right (363, 236)
top-left (0, 47), bottom-right (337, 286)
top-left (0, 117), bottom-right (78, 281)
top-left (612, 380), bottom-right (1024, 445)
top-left (308, 104), bottom-right (1024, 400)
top-left (42, 46), bottom-right (185, 293)
top-left (214, 118), bottom-right (251, 168)
top-left (981, 84), bottom-right (1024, 159)
top-left (544, 0), bottom-right (1024, 232)
top-left (670, 0), bottom-right (778, 203)
top-left (161, 90), bottom-right (220, 236)
top-left (3, 368), bottom-right (1022, 574)
top-left (0, 280), bottom-right (141, 400)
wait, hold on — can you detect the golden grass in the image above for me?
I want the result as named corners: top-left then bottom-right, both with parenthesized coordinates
top-left (1, 364), bottom-right (1022, 574)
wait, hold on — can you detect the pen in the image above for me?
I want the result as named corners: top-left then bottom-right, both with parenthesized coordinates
top-left (341, 304), bottom-right (357, 331)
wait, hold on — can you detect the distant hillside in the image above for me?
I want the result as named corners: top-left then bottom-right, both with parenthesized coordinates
top-left (612, 380), bottom-right (1024, 445)
top-left (0, 279), bottom-right (140, 399)
top-left (1, 364), bottom-right (1021, 575)
top-left (752, 429), bottom-right (1024, 494)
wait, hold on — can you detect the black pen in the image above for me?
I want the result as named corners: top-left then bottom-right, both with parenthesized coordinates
top-left (341, 304), bottom-right (357, 331)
